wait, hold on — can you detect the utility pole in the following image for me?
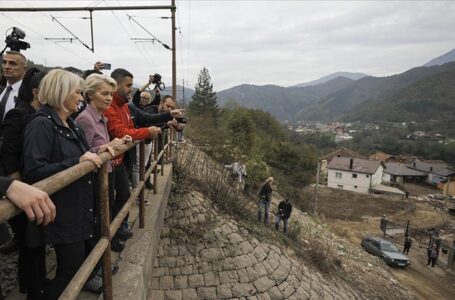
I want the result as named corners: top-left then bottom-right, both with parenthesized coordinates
top-left (445, 176), bottom-right (451, 211)
top-left (182, 79), bottom-right (185, 107)
top-left (313, 161), bottom-right (321, 215)
top-left (171, 0), bottom-right (177, 100)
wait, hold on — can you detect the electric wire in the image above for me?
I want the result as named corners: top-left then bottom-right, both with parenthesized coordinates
top-left (102, 0), bottom-right (156, 68)
top-left (187, 0), bottom-right (192, 89)
top-left (0, 12), bottom-right (92, 65)
top-left (176, 0), bottom-right (185, 97)
top-left (20, 0), bottom-right (103, 63)
top-left (110, 0), bottom-right (155, 66)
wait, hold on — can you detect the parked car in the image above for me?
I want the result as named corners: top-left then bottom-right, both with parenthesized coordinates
top-left (427, 194), bottom-right (444, 200)
top-left (361, 236), bottom-right (410, 267)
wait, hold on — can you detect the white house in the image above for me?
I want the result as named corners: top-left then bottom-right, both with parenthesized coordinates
top-left (327, 157), bottom-right (384, 194)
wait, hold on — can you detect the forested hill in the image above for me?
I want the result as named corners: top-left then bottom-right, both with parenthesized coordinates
top-left (216, 76), bottom-right (355, 121)
top-left (298, 61), bottom-right (455, 122)
top-left (343, 68), bottom-right (455, 123)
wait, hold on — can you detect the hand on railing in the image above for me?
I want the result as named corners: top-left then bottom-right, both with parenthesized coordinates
top-left (148, 126), bottom-right (162, 138)
top-left (121, 135), bottom-right (133, 143)
top-left (6, 180), bottom-right (56, 226)
top-left (80, 151), bottom-right (102, 168)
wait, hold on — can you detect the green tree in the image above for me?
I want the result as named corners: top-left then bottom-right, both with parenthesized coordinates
top-left (188, 67), bottom-right (219, 118)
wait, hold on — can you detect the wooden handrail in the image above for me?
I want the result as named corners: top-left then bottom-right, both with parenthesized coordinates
top-left (0, 129), bottom-right (174, 300)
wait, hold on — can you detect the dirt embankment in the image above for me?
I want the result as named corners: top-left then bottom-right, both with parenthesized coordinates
top-left (318, 185), bottom-right (454, 300)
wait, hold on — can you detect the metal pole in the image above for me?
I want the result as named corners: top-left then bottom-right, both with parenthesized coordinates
top-left (0, 5), bottom-right (175, 12)
top-left (313, 161), bottom-right (320, 215)
top-left (171, 0), bottom-right (177, 100)
top-left (182, 79), bottom-right (185, 107)
top-left (139, 142), bottom-right (145, 228)
top-left (405, 220), bottom-right (410, 237)
top-left (444, 176), bottom-right (450, 211)
top-left (153, 137), bottom-right (158, 194)
top-left (161, 131), bottom-right (165, 176)
top-left (99, 163), bottom-right (113, 300)
top-left (89, 10), bottom-right (94, 52)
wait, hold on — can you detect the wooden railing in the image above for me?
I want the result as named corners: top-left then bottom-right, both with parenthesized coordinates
top-left (0, 130), bottom-right (172, 300)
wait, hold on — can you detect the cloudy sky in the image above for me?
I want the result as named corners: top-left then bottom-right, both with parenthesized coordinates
top-left (1, 0), bottom-right (455, 91)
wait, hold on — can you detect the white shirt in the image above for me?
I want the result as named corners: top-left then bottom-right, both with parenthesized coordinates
top-left (0, 79), bottom-right (23, 117)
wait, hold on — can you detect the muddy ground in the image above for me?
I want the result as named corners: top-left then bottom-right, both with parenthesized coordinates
top-left (315, 184), bottom-right (455, 300)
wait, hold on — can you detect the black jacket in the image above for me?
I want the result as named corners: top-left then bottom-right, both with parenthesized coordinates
top-left (22, 105), bottom-right (95, 246)
top-left (0, 102), bottom-right (35, 176)
top-left (258, 182), bottom-right (273, 201)
top-left (127, 102), bottom-right (172, 128)
top-left (277, 201), bottom-right (293, 219)
top-left (0, 176), bottom-right (13, 197)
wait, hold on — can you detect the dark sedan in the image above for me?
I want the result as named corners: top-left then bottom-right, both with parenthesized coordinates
top-left (361, 236), bottom-right (410, 267)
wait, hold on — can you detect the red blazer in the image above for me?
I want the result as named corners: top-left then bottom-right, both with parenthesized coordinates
top-left (104, 93), bottom-right (150, 166)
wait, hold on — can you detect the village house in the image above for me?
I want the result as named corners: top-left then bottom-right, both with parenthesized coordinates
top-left (319, 148), bottom-right (366, 181)
top-left (382, 162), bottom-right (427, 186)
top-left (408, 158), bottom-right (455, 185)
top-left (327, 157), bottom-right (384, 194)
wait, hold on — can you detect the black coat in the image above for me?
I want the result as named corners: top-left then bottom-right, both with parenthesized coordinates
top-left (22, 105), bottom-right (95, 246)
top-left (277, 201), bottom-right (293, 219)
top-left (0, 102), bottom-right (35, 176)
top-left (0, 176), bottom-right (13, 197)
top-left (258, 182), bottom-right (273, 201)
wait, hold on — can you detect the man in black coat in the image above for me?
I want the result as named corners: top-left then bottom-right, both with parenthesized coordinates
top-left (275, 198), bottom-right (293, 235)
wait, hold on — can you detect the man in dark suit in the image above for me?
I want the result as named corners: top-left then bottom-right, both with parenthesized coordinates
top-left (0, 51), bottom-right (27, 253)
top-left (0, 51), bottom-right (27, 124)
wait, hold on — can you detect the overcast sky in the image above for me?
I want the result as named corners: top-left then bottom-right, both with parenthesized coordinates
top-left (1, 0), bottom-right (455, 91)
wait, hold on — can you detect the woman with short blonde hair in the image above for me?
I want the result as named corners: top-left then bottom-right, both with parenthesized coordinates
top-left (38, 68), bottom-right (85, 111)
top-left (23, 68), bottom-right (102, 299)
top-left (83, 73), bottom-right (117, 103)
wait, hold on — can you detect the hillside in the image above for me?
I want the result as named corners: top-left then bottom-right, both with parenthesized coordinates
top-left (299, 62), bottom-right (455, 121)
top-left (216, 77), bottom-right (354, 121)
top-left (150, 144), bottom-right (414, 299)
top-left (424, 48), bottom-right (455, 67)
top-left (344, 68), bottom-right (455, 122)
top-left (293, 71), bottom-right (368, 87)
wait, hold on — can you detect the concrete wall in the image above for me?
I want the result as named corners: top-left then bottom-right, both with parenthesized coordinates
top-left (105, 165), bottom-right (173, 300)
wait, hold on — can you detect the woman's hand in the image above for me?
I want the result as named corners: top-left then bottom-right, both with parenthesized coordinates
top-left (121, 135), bottom-right (132, 143)
top-left (80, 151), bottom-right (102, 168)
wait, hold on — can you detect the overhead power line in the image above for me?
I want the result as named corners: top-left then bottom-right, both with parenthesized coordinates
top-left (127, 14), bottom-right (171, 50)
top-left (50, 15), bottom-right (93, 51)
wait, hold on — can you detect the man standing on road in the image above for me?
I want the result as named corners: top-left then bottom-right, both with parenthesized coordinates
top-left (403, 236), bottom-right (412, 254)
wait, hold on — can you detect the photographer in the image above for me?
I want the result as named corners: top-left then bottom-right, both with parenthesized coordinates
top-left (132, 74), bottom-right (162, 112)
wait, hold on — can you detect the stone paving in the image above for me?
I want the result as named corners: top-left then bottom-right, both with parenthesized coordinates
top-left (149, 192), bottom-right (360, 300)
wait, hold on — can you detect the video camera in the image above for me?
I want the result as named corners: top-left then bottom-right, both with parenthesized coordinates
top-left (151, 73), bottom-right (165, 91)
top-left (4, 27), bottom-right (30, 53)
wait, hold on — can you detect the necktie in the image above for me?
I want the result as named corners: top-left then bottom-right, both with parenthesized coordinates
top-left (0, 85), bottom-right (13, 122)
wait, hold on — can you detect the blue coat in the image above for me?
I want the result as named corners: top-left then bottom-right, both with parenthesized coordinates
top-left (22, 105), bottom-right (95, 246)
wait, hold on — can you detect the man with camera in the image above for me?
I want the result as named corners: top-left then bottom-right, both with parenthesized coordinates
top-left (132, 73), bottom-right (163, 113)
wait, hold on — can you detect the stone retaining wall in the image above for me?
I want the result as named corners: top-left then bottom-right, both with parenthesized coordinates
top-left (150, 192), bottom-right (360, 300)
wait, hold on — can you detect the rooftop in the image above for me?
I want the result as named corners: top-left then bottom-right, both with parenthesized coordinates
top-left (328, 157), bottom-right (382, 174)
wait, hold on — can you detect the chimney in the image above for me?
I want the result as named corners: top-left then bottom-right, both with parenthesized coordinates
top-left (349, 158), bottom-right (354, 169)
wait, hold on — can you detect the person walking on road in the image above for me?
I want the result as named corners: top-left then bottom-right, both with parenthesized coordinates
top-left (403, 236), bottom-right (412, 254)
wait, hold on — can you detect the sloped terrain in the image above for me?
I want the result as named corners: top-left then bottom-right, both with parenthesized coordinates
top-left (149, 144), bottom-right (414, 299)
